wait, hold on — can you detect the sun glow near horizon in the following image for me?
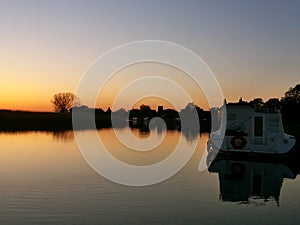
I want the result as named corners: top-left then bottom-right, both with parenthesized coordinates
top-left (0, 1), bottom-right (299, 112)
top-left (0, 59), bottom-right (296, 112)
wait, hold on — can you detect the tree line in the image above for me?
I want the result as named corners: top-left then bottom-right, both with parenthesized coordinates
top-left (52, 84), bottom-right (300, 122)
top-left (244, 84), bottom-right (300, 122)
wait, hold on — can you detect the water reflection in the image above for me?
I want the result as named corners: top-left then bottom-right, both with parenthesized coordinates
top-left (1, 130), bottom-right (300, 224)
top-left (208, 154), bottom-right (299, 206)
top-left (51, 130), bottom-right (74, 142)
top-left (124, 119), bottom-right (200, 143)
top-left (129, 122), bottom-right (199, 142)
top-left (180, 128), bottom-right (199, 142)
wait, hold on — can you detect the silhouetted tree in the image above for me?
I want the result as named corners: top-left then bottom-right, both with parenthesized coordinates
top-left (71, 105), bottom-right (90, 112)
top-left (51, 92), bottom-right (80, 113)
top-left (180, 102), bottom-right (200, 133)
top-left (114, 108), bottom-right (127, 115)
top-left (281, 84), bottom-right (300, 122)
top-left (162, 109), bottom-right (179, 119)
top-left (140, 104), bottom-right (151, 111)
top-left (249, 98), bottom-right (264, 108)
top-left (105, 107), bottom-right (112, 114)
top-left (95, 108), bottom-right (105, 114)
top-left (183, 102), bottom-right (197, 111)
top-left (265, 98), bottom-right (281, 109)
top-left (281, 84), bottom-right (300, 104)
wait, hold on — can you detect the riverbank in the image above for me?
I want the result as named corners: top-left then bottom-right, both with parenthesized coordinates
top-left (0, 110), bottom-right (299, 137)
top-left (0, 110), bottom-right (111, 131)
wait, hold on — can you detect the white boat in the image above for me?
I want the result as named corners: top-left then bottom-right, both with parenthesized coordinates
top-left (208, 102), bottom-right (296, 155)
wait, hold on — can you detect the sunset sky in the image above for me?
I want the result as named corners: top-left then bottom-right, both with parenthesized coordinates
top-left (1, 0), bottom-right (299, 111)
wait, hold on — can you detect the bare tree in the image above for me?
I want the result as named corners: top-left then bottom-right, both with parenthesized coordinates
top-left (51, 92), bottom-right (80, 112)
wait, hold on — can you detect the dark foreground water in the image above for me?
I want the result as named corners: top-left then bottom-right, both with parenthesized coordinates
top-left (0, 128), bottom-right (299, 225)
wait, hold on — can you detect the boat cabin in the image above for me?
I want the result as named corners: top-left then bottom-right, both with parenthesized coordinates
top-left (209, 103), bottom-right (296, 154)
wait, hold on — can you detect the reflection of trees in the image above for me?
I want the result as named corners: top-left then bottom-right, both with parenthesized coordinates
top-left (131, 121), bottom-right (200, 142)
top-left (130, 118), bottom-right (163, 137)
top-left (138, 123), bottom-right (150, 134)
top-left (52, 131), bottom-right (74, 141)
top-left (180, 128), bottom-right (199, 142)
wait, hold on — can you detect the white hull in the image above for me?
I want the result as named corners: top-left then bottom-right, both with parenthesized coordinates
top-left (209, 134), bottom-right (296, 155)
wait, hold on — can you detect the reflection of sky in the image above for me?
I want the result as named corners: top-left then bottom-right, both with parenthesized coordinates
top-left (1, 130), bottom-right (300, 224)
top-left (0, 1), bottom-right (299, 111)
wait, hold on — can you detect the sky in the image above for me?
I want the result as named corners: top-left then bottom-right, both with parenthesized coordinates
top-left (0, 0), bottom-right (299, 111)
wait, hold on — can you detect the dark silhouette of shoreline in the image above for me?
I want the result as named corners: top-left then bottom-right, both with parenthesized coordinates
top-left (0, 110), bottom-right (74, 131)
top-left (0, 105), bottom-right (211, 132)
top-left (1, 104), bottom-right (299, 155)
top-left (0, 106), bottom-right (299, 138)
top-left (1, 84), bottom-right (299, 136)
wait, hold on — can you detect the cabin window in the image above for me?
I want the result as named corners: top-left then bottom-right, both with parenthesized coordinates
top-left (254, 116), bottom-right (263, 137)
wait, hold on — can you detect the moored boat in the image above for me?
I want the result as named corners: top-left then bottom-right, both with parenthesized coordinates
top-left (208, 101), bottom-right (296, 155)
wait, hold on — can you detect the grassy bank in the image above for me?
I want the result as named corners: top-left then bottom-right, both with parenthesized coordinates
top-left (0, 110), bottom-right (113, 131)
top-left (0, 110), bottom-right (73, 131)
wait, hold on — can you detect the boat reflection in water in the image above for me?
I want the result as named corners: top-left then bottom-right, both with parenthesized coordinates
top-left (207, 151), bottom-right (299, 206)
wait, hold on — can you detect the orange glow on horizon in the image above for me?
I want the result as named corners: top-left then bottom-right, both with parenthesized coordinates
top-left (96, 62), bottom-right (211, 111)
top-left (0, 61), bottom-right (290, 112)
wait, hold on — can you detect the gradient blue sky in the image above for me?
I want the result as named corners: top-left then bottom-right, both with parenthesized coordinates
top-left (0, 0), bottom-right (299, 111)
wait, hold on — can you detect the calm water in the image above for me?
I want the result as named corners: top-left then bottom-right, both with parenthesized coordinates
top-left (0, 128), bottom-right (300, 225)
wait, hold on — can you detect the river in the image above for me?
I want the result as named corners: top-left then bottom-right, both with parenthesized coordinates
top-left (0, 128), bottom-right (299, 224)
